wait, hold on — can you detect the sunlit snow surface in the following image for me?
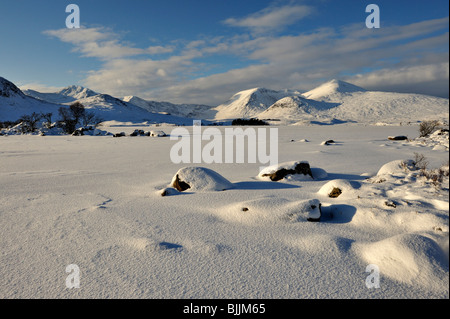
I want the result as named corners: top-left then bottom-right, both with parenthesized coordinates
top-left (0, 124), bottom-right (448, 298)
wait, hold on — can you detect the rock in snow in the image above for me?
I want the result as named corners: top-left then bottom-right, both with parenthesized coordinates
top-left (171, 167), bottom-right (235, 192)
top-left (259, 161), bottom-right (314, 181)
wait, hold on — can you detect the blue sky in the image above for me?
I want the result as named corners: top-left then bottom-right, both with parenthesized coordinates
top-left (1, 0), bottom-right (448, 105)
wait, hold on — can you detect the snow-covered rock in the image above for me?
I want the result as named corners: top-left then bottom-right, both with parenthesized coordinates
top-left (150, 130), bottom-right (167, 137)
top-left (171, 167), bottom-right (235, 192)
top-left (377, 159), bottom-right (416, 176)
top-left (257, 161), bottom-right (327, 181)
top-left (318, 179), bottom-right (360, 198)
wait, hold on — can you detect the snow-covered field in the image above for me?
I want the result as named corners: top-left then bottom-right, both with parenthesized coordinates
top-left (0, 124), bottom-right (448, 299)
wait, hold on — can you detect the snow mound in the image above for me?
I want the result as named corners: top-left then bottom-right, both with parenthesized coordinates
top-left (318, 179), bottom-right (360, 198)
top-left (170, 167), bottom-right (234, 192)
top-left (410, 129), bottom-right (449, 151)
top-left (217, 197), bottom-right (322, 225)
top-left (377, 159), bottom-right (416, 176)
top-left (357, 233), bottom-right (449, 290)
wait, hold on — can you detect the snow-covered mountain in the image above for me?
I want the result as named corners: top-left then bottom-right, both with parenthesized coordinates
top-left (1, 77), bottom-right (196, 125)
top-left (214, 87), bottom-right (300, 120)
top-left (4, 75), bottom-right (449, 126)
top-left (1, 77), bottom-right (61, 121)
top-left (235, 80), bottom-right (448, 125)
top-left (123, 96), bottom-right (216, 119)
top-left (302, 79), bottom-right (367, 100)
top-left (23, 85), bottom-right (98, 104)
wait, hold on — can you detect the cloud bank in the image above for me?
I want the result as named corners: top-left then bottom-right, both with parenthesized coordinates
top-left (44, 5), bottom-right (449, 105)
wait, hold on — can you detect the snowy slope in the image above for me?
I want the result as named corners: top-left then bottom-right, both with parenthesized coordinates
top-left (123, 96), bottom-right (216, 119)
top-left (0, 77), bottom-right (61, 121)
top-left (302, 79), bottom-right (367, 100)
top-left (322, 91), bottom-right (449, 124)
top-left (258, 95), bottom-right (340, 124)
top-left (214, 87), bottom-right (299, 120)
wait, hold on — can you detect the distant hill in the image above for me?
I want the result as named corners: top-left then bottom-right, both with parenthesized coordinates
top-left (1, 77), bottom-right (61, 121)
top-left (3, 75), bottom-right (448, 125)
top-left (217, 79), bottom-right (449, 125)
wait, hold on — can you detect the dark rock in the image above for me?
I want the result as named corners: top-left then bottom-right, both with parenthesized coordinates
top-left (72, 129), bottom-right (84, 136)
top-left (130, 129), bottom-right (146, 136)
top-left (388, 136), bottom-right (408, 141)
top-left (322, 140), bottom-right (336, 145)
top-left (262, 162), bottom-right (313, 181)
top-left (385, 200), bottom-right (397, 208)
top-left (113, 132), bottom-right (126, 138)
top-left (329, 187), bottom-right (342, 198)
top-left (172, 174), bottom-right (191, 192)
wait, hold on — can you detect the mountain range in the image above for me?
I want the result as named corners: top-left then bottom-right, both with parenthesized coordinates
top-left (1, 76), bottom-right (448, 125)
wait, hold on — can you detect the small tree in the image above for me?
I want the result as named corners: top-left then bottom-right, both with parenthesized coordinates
top-left (419, 120), bottom-right (440, 137)
top-left (20, 112), bottom-right (42, 133)
top-left (81, 111), bottom-right (103, 127)
top-left (40, 112), bottom-right (53, 129)
top-left (58, 107), bottom-right (77, 134)
top-left (413, 152), bottom-right (429, 172)
top-left (69, 102), bottom-right (86, 124)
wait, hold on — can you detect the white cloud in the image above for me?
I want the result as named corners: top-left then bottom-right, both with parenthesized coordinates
top-left (348, 62), bottom-right (450, 98)
top-left (19, 82), bottom-right (63, 93)
top-left (146, 45), bottom-right (175, 55)
top-left (43, 13), bottom-right (449, 105)
top-left (44, 27), bottom-right (146, 60)
top-left (223, 4), bottom-right (314, 33)
top-left (155, 18), bottom-right (449, 104)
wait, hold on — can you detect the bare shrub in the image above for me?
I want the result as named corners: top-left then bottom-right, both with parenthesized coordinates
top-left (419, 120), bottom-right (440, 137)
top-left (413, 153), bottom-right (429, 172)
